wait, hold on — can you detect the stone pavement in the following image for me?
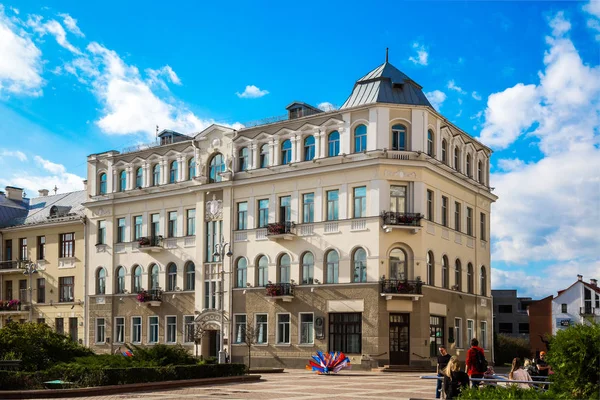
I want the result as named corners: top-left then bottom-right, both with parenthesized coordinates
top-left (35, 370), bottom-right (437, 400)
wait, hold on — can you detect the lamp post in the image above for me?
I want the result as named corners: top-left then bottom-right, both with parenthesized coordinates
top-left (22, 261), bottom-right (38, 322)
top-left (213, 238), bottom-right (233, 364)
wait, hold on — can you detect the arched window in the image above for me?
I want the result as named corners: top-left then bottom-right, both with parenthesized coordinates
top-left (235, 258), bottom-right (247, 288)
top-left (480, 266), bottom-right (487, 296)
top-left (116, 266), bottom-right (125, 294)
top-left (169, 161), bottom-right (178, 183)
top-left (301, 252), bottom-right (314, 284)
top-left (354, 124), bottom-right (367, 153)
top-left (467, 263), bottom-right (473, 294)
top-left (441, 139), bottom-right (448, 164)
top-left (185, 262), bottom-right (195, 291)
top-left (167, 263), bottom-right (177, 291)
top-left (454, 146), bottom-right (460, 172)
top-left (353, 248), bottom-right (367, 283)
top-left (96, 268), bottom-right (106, 294)
top-left (442, 256), bottom-right (449, 289)
top-left (391, 124), bottom-right (407, 151)
top-left (132, 265), bottom-right (142, 293)
top-left (238, 147), bottom-right (249, 171)
top-left (478, 161), bottom-right (483, 184)
top-left (328, 131), bottom-right (340, 157)
top-left (278, 254), bottom-right (291, 283)
top-left (256, 255), bottom-right (268, 287)
top-left (389, 248), bottom-right (407, 280)
top-left (325, 250), bottom-right (339, 283)
top-left (152, 164), bottom-right (160, 186)
top-left (259, 144), bottom-right (269, 168)
top-left (119, 170), bottom-right (127, 192)
top-left (135, 167), bottom-right (143, 188)
top-left (281, 140), bottom-right (292, 165)
top-left (304, 136), bottom-right (315, 161)
top-left (98, 173), bottom-right (107, 194)
top-left (188, 158), bottom-right (195, 180)
top-left (427, 251), bottom-right (435, 286)
top-left (466, 154), bottom-right (472, 178)
top-left (455, 259), bottom-right (462, 291)
top-left (149, 264), bottom-right (159, 289)
top-left (427, 130), bottom-right (434, 156)
top-left (209, 153), bottom-right (225, 183)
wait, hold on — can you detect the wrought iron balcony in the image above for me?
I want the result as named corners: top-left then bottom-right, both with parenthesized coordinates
top-left (266, 222), bottom-right (295, 241)
top-left (380, 279), bottom-right (423, 296)
top-left (0, 260), bottom-right (24, 271)
top-left (381, 212), bottom-right (422, 227)
top-left (265, 283), bottom-right (294, 302)
top-left (137, 288), bottom-right (163, 306)
top-left (137, 236), bottom-right (163, 252)
top-left (580, 307), bottom-right (600, 316)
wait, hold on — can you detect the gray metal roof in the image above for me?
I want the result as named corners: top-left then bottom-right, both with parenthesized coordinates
top-left (341, 62), bottom-right (433, 109)
top-left (0, 190), bottom-right (86, 229)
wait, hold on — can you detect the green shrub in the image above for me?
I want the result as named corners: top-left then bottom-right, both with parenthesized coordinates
top-left (459, 386), bottom-right (556, 399)
top-left (493, 334), bottom-right (531, 366)
top-left (124, 343), bottom-right (198, 366)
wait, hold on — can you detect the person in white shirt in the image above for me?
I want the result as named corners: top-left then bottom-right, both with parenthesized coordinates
top-left (509, 358), bottom-right (533, 389)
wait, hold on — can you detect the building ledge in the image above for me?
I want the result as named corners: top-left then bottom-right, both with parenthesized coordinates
top-left (380, 293), bottom-right (423, 301)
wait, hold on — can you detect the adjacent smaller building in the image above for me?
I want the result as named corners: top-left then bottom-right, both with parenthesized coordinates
top-left (491, 289), bottom-right (532, 339)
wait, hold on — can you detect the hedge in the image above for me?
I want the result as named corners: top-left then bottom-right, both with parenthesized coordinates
top-left (0, 363), bottom-right (247, 390)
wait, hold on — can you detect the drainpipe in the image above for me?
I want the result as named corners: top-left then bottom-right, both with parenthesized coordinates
top-left (82, 217), bottom-right (89, 347)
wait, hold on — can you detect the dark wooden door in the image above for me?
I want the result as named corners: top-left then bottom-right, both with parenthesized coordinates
top-left (389, 313), bottom-right (410, 365)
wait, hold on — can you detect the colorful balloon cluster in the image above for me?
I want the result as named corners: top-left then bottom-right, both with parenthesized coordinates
top-left (306, 351), bottom-right (351, 374)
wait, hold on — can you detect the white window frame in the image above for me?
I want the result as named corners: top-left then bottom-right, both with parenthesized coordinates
top-left (95, 318), bottom-right (105, 344)
top-left (233, 314), bottom-right (247, 345)
top-left (454, 317), bottom-right (462, 349)
top-left (255, 313), bottom-right (268, 345)
top-left (298, 312), bottom-right (314, 345)
top-left (183, 315), bottom-right (195, 344)
top-left (467, 319), bottom-right (474, 345)
top-left (276, 313), bottom-right (291, 345)
top-left (131, 316), bottom-right (142, 344)
top-left (480, 320), bottom-right (487, 349)
top-left (114, 316), bottom-right (125, 344)
top-left (148, 316), bottom-right (159, 344)
top-left (165, 315), bottom-right (177, 344)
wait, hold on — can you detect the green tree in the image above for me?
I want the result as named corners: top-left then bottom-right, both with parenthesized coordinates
top-left (493, 334), bottom-right (531, 366)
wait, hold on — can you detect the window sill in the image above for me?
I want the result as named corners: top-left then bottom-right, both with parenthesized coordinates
top-left (254, 343), bottom-right (269, 347)
top-left (95, 342), bottom-right (106, 345)
top-left (298, 343), bottom-right (315, 347)
top-left (275, 343), bottom-right (291, 347)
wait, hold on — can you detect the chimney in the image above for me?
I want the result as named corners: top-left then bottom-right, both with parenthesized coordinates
top-left (577, 274), bottom-right (583, 281)
top-left (5, 186), bottom-right (24, 201)
top-left (38, 189), bottom-right (49, 197)
top-left (591, 279), bottom-right (598, 287)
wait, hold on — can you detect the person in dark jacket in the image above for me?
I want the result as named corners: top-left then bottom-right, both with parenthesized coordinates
top-left (436, 346), bottom-right (451, 398)
top-left (443, 356), bottom-right (470, 399)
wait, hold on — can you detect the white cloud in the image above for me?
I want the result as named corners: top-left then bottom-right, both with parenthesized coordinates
top-left (318, 102), bottom-right (337, 111)
top-left (236, 85), bottom-right (269, 99)
top-left (549, 11), bottom-right (571, 37)
top-left (447, 80), bottom-right (466, 94)
top-left (408, 42), bottom-right (428, 66)
top-left (583, 0), bottom-right (600, 40)
top-left (0, 6), bottom-right (44, 96)
top-left (58, 13), bottom-right (84, 37)
top-left (424, 90), bottom-right (446, 111)
top-left (27, 15), bottom-right (82, 54)
top-left (472, 91), bottom-right (482, 101)
top-left (34, 155), bottom-right (66, 174)
top-left (1, 149), bottom-right (27, 161)
top-left (497, 158), bottom-right (525, 172)
top-left (146, 65), bottom-right (181, 90)
top-left (9, 7), bottom-right (18, 15)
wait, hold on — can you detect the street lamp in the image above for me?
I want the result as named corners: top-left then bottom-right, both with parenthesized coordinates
top-left (22, 262), bottom-right (38, 322)
top-left (213, 238), bottom-right (233, 364)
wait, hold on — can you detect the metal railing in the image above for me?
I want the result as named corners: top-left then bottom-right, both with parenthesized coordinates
top-left (266, 221), bottom-right (294, 236)
top-left (381, 212), bottom-right (422, 226)
top-left (380, 279), bottom-right (423, 295)
top-left (265, 283), bottom-right (294, 297)
top-left (0, 260), bottom-right (25, 270)
top-left (580, 306), bottom-right (600, 316)
top-left (138, 236), bottom-right (163, 248)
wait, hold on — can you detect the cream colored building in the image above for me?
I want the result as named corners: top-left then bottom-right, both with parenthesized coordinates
top-left (84, 59), bottom-right (497, 368)
top-left (0, 187), bottom-right (86, 342)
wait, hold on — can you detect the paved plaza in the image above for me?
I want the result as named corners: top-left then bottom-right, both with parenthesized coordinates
top-left (39, 371), bottom-right (437, 400)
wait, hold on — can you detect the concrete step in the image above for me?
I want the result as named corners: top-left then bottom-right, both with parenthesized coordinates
top-left (381, 365), bottom-right (435, 373)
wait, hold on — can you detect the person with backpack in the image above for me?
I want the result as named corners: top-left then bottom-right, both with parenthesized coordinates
top-left (465, 338), bottom-right (487, 387)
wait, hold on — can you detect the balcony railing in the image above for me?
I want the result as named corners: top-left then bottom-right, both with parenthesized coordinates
top-left (0, 300), bottom-right (23, 311)
top-left (265, 283), bottom-right (294, 298)
top-left (380, 279), bottom-right (423, 295)
top-left (580, 307), bottom-right (600, 316)
top-left (267, 222), bottom-right (294, 236)
top-left (0, 260), bottom-right (24, 271)
top-left (138, 236), bottom-right (162, 247)
top-left (381, 212), bottom-right (422, 227)
top-left (137, 288), bottom-right (163, 306)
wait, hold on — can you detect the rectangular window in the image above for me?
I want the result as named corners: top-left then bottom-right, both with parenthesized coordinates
top-left (499, 322), bottom-right (513, 334)
top-left (133, 215), bottom-right (143, 240)
top-left (55, 318), bottom-right (64, 335)
top-left (237, 202), bottom-right (247, 230)
top-left (279, 196), bottom-right (291, 222)
top-left (116, 218), bottom-right (126, 243)
top-left (329, 313), bottom-right (362, 354)
top-left (427, 190), bottom-right (434, 221)
top-left (353, 186), bottom-right (366, 218)
top-left (258, 199), bottom-right (269, 228)
top-left (519, 323), bottom-right (530, 334)
top-left (4, 281), bottom-right (12, 300)
top-left (19, 279), bottom-right (26, 301)
top-left (205, 220), bottom-right (222, 263)
top-left (166, 316), bottom-right (176, 343)
top-left (454, 318), bottom-right (462, 348)
top-left (203, 281), bottom-right (216, 309)
top-left (234, 314), bottom-right (247, 344)
top-left (37, 236), bottom-right (45, 260)
top-left (429, 315), bottom-right (445, 357)
top-left (441, 196), bottom-right (448, 227)
top-left (115, 317), bottom-right (125, 343)
top-left (149, 316), bottom-right (159, 344)
top-left (303, 193), bottom-right (314, 223)
top-left (186, 209), bottom-right (196, 236)
top-left (256, 314), bottom-right (268, 344)
top-left (300, 313), bottom-right (314, 345)
top-left (466, 207), bottom-right (473, 236)
top-left (277, 314), bottom-right (291, 344)
top-left (95, 318), bottom-right (105, 343)
top-left (168, 211), bottom-right (177, 237)
top-left (480, 212), bottom-right (486, 241)
top-left (37, 278), bottom-right (45, 303)
top-left (132, 316), bottom-right (142, 344)
top-left (150, 213), bottom-right (160, 237)
top-left (97, 221), bottom-right (106, 245)
top-left (454, 202), bottom-right (461, 232)
top-left (561, 303), bottom-right (567, 313)
top-left (480, 321), bottom-right (487, 349)
top-left (59, 233), bottom-right (75, 258)
top-left (498, 305), bottom-right (513, 313)
top-left (467, 319), bottom-right (474, 344)
top-left (327, 190), bottom-right (339, 221)
top-left (19, 238), bottom-right (27, 260)
top-left (390, 186), bottom-right (407, 213)
top-left (184, 316), bottom-right (195, 343)
top-left (4, 239), bottom-right (12, 261)
top-left (69, 317), bottom-right (78, 342)
top-left (59, 276), bottom-right (74, 302)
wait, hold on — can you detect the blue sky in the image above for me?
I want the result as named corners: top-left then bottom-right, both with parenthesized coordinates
top-left (1, 0), bottom-right (599, 299)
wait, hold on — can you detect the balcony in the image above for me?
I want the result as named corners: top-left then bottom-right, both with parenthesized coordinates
top-left (580, 307), bottom-right (600, 317)
top-left (380, 278), bottom-right (423, 301)
top-left (137, 288), bottom-right (163, 306)
top-left (137, 236), bottom-right (163, 253)
top-left (0, 299), bottom-right (28, 315)
top-left (266, 222), bottom-right (295, 241)
top-left (0, 260), bottom-right (26, 273)
top-left (265, 283), bottom-right (294, 302)
top-left (381, 212), bottom-right (422, 234)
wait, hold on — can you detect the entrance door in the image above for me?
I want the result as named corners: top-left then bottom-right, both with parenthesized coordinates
top-left (208, 331), bottom-right (218, 358)
top-left (389, 313), bottom-right (410, 365)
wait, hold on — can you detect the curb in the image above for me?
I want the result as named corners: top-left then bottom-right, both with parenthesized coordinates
top-left (0, 374), bottom-right (262, 399)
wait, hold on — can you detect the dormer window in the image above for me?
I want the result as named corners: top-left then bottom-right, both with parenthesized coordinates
top-left (119, 170), bottom-right (127, 192)
top-left (152, 164), bottom-right (160, 186)
top-left (304, 136), bottom-right (315, 161)
top-left (259, 144), bottom-right (269, 168)
top-left (238, 148), bottom-right (249, 171)
top-left (169, 161), bottom-right (178, 183)
top-left (135, 167), bottom-right (143, 188)
top-left (281, 140), bottom-right (292, 165)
